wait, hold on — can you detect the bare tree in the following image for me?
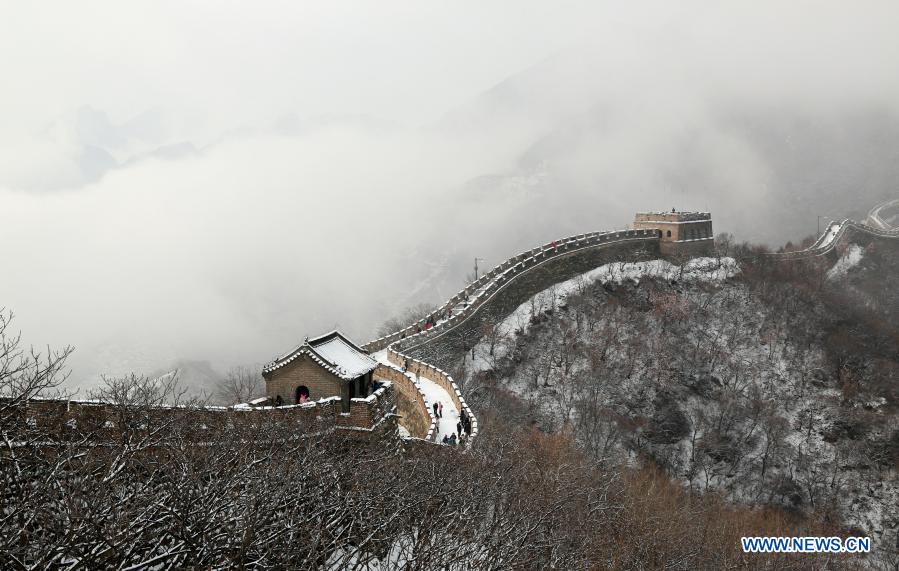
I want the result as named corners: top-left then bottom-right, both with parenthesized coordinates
top-left (216, 365), bottom-right (264, 405)
top-left (376, 302), bottom-right (437, 336)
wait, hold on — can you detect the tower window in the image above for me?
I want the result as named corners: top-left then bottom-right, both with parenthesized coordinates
top-left (666, 230), bottom-right (671, 237)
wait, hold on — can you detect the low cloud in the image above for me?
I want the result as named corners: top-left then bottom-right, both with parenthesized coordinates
top-left (2, 0), bottom-right (899, 390)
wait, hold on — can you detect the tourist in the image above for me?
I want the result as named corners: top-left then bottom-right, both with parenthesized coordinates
top-left (438, 401), bottom-right (443, 418)
top-left (442, 434), bottom-right (450, 445)
top-left (456, 420), bottom-right (463, 437)
top-left (432, 402), bottom-right (439, 418)
top-left (449, 433), bottom-right (457, 446)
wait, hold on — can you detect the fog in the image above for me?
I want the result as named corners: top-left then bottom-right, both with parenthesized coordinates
top-left (2, 1), bottom-right (899, 392)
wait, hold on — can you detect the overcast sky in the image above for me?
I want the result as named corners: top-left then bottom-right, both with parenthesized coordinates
top-left (2, 1), bottom-right (898, 392)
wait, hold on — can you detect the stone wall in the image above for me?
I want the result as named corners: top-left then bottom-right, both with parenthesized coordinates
top-left (372, 364), bottom-right (434, 439)
top-left (362, 229), bottom-right (662, 355)
top-left (398, 234), bottom-right (660, 370)
top-left (3, 383), bottom-right (396, 441)
top-left (634, 211), bottom-right (711, 223)
top-left (633, 213), bottom-right (713, 249)
top-left (659, 237), bottom-right (714, 257)
top-left (343, 382), bottom-right (396, 436)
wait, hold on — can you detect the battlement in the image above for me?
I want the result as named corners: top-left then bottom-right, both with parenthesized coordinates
top-left (634, 211), bottom-right (712, 223)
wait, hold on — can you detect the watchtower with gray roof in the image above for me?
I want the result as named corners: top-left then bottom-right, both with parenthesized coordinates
top-left (262, 331), bottom-right (378, 411)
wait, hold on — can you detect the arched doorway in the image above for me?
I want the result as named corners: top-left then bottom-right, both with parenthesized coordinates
top-left (295, 385), bottom-right (310, 404)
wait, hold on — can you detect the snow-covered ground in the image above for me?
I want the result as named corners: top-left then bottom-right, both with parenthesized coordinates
top-left (471, 257), bottom-right (739, 372)
top-left (826, 244), bottom-right (864, 280)
top-left (462, 252), bottom-right (899, 554)
top-left (416, 375), bottom-right (460, 442)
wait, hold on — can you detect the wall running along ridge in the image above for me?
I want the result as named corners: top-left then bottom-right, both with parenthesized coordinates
top-left (364, 229), bottom-right (667, 447)
top-left (365, 201), bottom-right (899, 447)
top-left (9, 202), bottom-right (897, 449)
top-left (761, 218), bottom-right (899, 261)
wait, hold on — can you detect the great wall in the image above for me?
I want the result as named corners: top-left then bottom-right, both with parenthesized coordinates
top-left (363, 199), bottom-right (899, 446)
top-left (6, 200), bottom-right (899, 449)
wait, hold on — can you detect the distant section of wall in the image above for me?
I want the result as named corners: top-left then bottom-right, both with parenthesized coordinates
top-left (362, 229), bottom-right (662, 355)
top-left (397, 234), bottom-right (660, 370)
top-left (762, 219), bottom-right (899, 261)
top-left (373, 364), bottom-right (435, 440)
top-left (361, 205), bottom-right (896, 450)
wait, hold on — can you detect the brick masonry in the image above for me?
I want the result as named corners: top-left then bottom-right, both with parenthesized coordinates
top-left (372, 364), bottom-right (433, 439)
top-left (263, 354), bottom-right (345, 405)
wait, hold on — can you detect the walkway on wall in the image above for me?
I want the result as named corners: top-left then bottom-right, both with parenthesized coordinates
top-left (373, 350), bottom-right (462, 443)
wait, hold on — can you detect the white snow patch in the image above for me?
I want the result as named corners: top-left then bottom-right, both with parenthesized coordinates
top-left (826, 244), bottom-right (864, 280)
top-left (483, 257), bottom-right (738, 343)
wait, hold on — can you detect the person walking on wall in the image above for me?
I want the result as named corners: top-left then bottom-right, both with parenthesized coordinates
top-left (457, 420), bottom-right (463, 438)
top-left (438, 401), bottom-right (443, 418)
top-left (433, 402), bottom-right (439, 418)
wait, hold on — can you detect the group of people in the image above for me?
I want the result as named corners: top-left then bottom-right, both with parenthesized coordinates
top-left (437, 403), bottom-right (473, 446)
top-left (459, 407), bottom-right (472, 436)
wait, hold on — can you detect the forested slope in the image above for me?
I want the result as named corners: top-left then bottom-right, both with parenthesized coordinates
top-left (457, 237), bottom-right (899, 563)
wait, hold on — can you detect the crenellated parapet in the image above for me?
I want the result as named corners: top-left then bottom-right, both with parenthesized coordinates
top-left (2, 381), bottom-right (397, 443)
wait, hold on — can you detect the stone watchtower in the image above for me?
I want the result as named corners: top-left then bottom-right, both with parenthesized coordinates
top-left (633, 209), bottom-right (714, 256)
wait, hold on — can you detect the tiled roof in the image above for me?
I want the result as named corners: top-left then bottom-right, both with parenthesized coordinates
top-left (263, 330), bottom-right (378, 379)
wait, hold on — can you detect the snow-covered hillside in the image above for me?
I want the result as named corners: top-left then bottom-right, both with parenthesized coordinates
top-left (460, 250), bottom-right (899, 553)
